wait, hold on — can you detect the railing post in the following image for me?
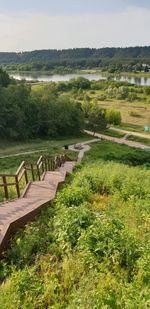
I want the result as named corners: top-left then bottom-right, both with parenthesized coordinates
top-left (41, 159), bottom-right (44, 174)
top-left (44, 157), bottom-right (47, 171)
top-left (37, 164), bottom-right (41, 181)
top-left (2, 176), bottom-right (9, 199)
top-left (24, 164), bottom-right (28, 184)
top-left (48, 159), bottom-right (51, 171)
top-left (31, 164), bottom-right (35, 181)
top-left (15, 175), bottom-right (20, 198)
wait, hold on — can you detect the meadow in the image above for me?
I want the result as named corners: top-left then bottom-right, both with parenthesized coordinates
top-left (0, 140), bottom-right (150, 308)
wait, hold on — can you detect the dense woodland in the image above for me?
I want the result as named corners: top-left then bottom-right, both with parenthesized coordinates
top-left (0, 69), bottom-right (85, 140)
top-left (1, 47), bottom-right (150, 73)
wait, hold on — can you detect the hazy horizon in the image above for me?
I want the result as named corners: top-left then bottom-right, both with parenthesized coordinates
top-left (0, 45), bottom-right (150, 54)
top-left (0, 0), bottom-right (150, 52)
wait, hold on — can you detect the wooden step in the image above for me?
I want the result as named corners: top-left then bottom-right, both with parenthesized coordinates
top-left (59, 161), bottom-right (76, 173)
top-left (43, 171), bottom-right (66, 183)
top-left (0, 160), bottom-right (76, 255)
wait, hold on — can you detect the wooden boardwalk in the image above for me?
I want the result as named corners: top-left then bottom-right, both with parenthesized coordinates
top-left (0, 161), bottom-right (75, 254)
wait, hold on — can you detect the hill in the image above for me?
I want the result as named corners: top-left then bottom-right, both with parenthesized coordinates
top-left (0, 141), bottom-right (149, 308)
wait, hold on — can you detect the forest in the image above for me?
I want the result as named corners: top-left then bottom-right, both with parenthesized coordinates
top-left (0, 68), bottom-right (84, 140)
top-left (0, 46), bottom-right (150, 73)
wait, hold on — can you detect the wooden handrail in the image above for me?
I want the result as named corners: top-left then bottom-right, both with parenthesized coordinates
top-left (16, 161), bottom-right (25, 176)
top-left (0, 154), bottom-right (67, 201)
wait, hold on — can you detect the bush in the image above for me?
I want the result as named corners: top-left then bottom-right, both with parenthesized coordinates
top-left (105, 109), bottom-right (122, 125)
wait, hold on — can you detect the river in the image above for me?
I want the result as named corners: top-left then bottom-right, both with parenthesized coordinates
top-left (9, 72), bottom-right (150, 86)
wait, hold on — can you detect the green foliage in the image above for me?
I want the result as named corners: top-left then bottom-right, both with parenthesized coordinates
top-left (54, 205), bottom-right (96, 248)
top-left (83, 140), bottom-right (150, 166)
top-left (105, 109), bottom-right (122, 125)
top-left (0, 158), bottom-right (150, 308)
top-left (0, 81), bottom-right (84, 141)
top-left (88, 103), bottom-right (107, 132)
top-left (0, 67), bottom-right (10, 87)
top-left (1, 47), bottom-right (150, 72)
top-left (0, 149), bottom-right (150, 308)
top-left (144, 86), bottom-right (150, 95)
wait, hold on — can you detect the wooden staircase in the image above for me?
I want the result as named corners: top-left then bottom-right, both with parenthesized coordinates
top-left (0, 156), bottom-right (76, 255)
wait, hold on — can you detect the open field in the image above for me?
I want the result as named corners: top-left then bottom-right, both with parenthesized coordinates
top-left (85, 88), bottom-right (150, 126)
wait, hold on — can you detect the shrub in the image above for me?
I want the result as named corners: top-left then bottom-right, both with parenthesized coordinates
top-left (105, 109), bottom-right (122, 125)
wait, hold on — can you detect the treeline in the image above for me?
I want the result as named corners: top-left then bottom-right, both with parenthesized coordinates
top-left (1, 47), bottom-right (150, 72)
top-left (0, 69), bottom-right (84, 140)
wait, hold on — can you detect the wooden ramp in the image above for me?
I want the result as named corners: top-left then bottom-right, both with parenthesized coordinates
top-left (0, 161), bottom-right (76, 254)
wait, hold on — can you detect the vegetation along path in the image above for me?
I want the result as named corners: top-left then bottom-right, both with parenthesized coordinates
top-left (84, 130), bottom-right (150, 150)
top-left (0, 140), bottom-right (96, 255)
top-left (110, 127), bottom-right (150, 140)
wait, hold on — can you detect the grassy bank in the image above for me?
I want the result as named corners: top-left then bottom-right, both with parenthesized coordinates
top-left (0, 141), bottom-right (150, 308)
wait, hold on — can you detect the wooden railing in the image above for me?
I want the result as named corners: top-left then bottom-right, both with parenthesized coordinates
top-left (0, 154), bottom-right (67, 200)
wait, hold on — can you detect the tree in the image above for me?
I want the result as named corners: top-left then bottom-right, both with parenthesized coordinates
top-left (88, 104), bottom-right (107, 132)
top-left (0, 67), bottom-right (10, 87)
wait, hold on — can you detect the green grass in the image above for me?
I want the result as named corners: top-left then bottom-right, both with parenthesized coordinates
top-left (117, 122), bottom-right (145, 133)
top-left (0, 134), bottom-right (90, 173)
top-left (0, 141), bottom-right (150, 308)
top-left (127, 135), bottom-right (150, 146)
top-left (100, 128), bottom-right (125, 138)
top-left (83, 140), bottom-right (150, 166)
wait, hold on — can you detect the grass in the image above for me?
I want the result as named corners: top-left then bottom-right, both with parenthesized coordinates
top-left (99, 128), bottom-right (125, 138)
top-left (0, 134), bottom-right (90, 173)
top-left (116, 122), bottom-right (146, 133)
top-left (127, 135), bottom-right (150, 146)
top-left (0, 141), bottom-right (149, 308)
top-left (83, 140), bottom-right (150, 166)
top-left (84, 86), bottom-right (150, 129)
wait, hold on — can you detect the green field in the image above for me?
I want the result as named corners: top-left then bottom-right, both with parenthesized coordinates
top-left (0, 134), bottom-right (90, 173)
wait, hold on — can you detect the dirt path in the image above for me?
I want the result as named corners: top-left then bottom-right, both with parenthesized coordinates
top-left (110, 127), bottom-right (150, 140)
top-left (0, 149), bottom-right (48, 159)
top-left (84, 130), bottom-right (150, 150)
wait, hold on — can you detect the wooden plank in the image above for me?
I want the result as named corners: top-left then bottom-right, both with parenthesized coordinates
top-left (0, 157), bottom-right (74, 255)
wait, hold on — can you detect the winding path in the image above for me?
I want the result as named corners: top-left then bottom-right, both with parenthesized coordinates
top-left (84, 130), bottom-right (150, 150)
top-left (110, 127), bottom-right (150, 140)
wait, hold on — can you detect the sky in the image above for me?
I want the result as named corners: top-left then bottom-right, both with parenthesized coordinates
top-left (0, 0), bottom-right (150, 51)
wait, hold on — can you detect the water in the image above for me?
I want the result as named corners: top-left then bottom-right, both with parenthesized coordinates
top-left (9, 72), bottom-right (150, 86)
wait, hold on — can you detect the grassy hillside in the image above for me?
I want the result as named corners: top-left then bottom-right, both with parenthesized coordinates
top-left (0, 141), bottom-right (150, 308)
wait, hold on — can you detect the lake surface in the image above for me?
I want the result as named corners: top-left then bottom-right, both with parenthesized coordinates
top-left (9, 72), bottom-right (150, 86)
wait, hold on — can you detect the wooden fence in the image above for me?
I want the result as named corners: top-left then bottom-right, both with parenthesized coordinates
top-left (0, 154), bottom-right (66, 200)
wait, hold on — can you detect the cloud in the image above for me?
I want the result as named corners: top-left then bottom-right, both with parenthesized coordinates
top-left (0, 6), bottom-right (150, 51)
